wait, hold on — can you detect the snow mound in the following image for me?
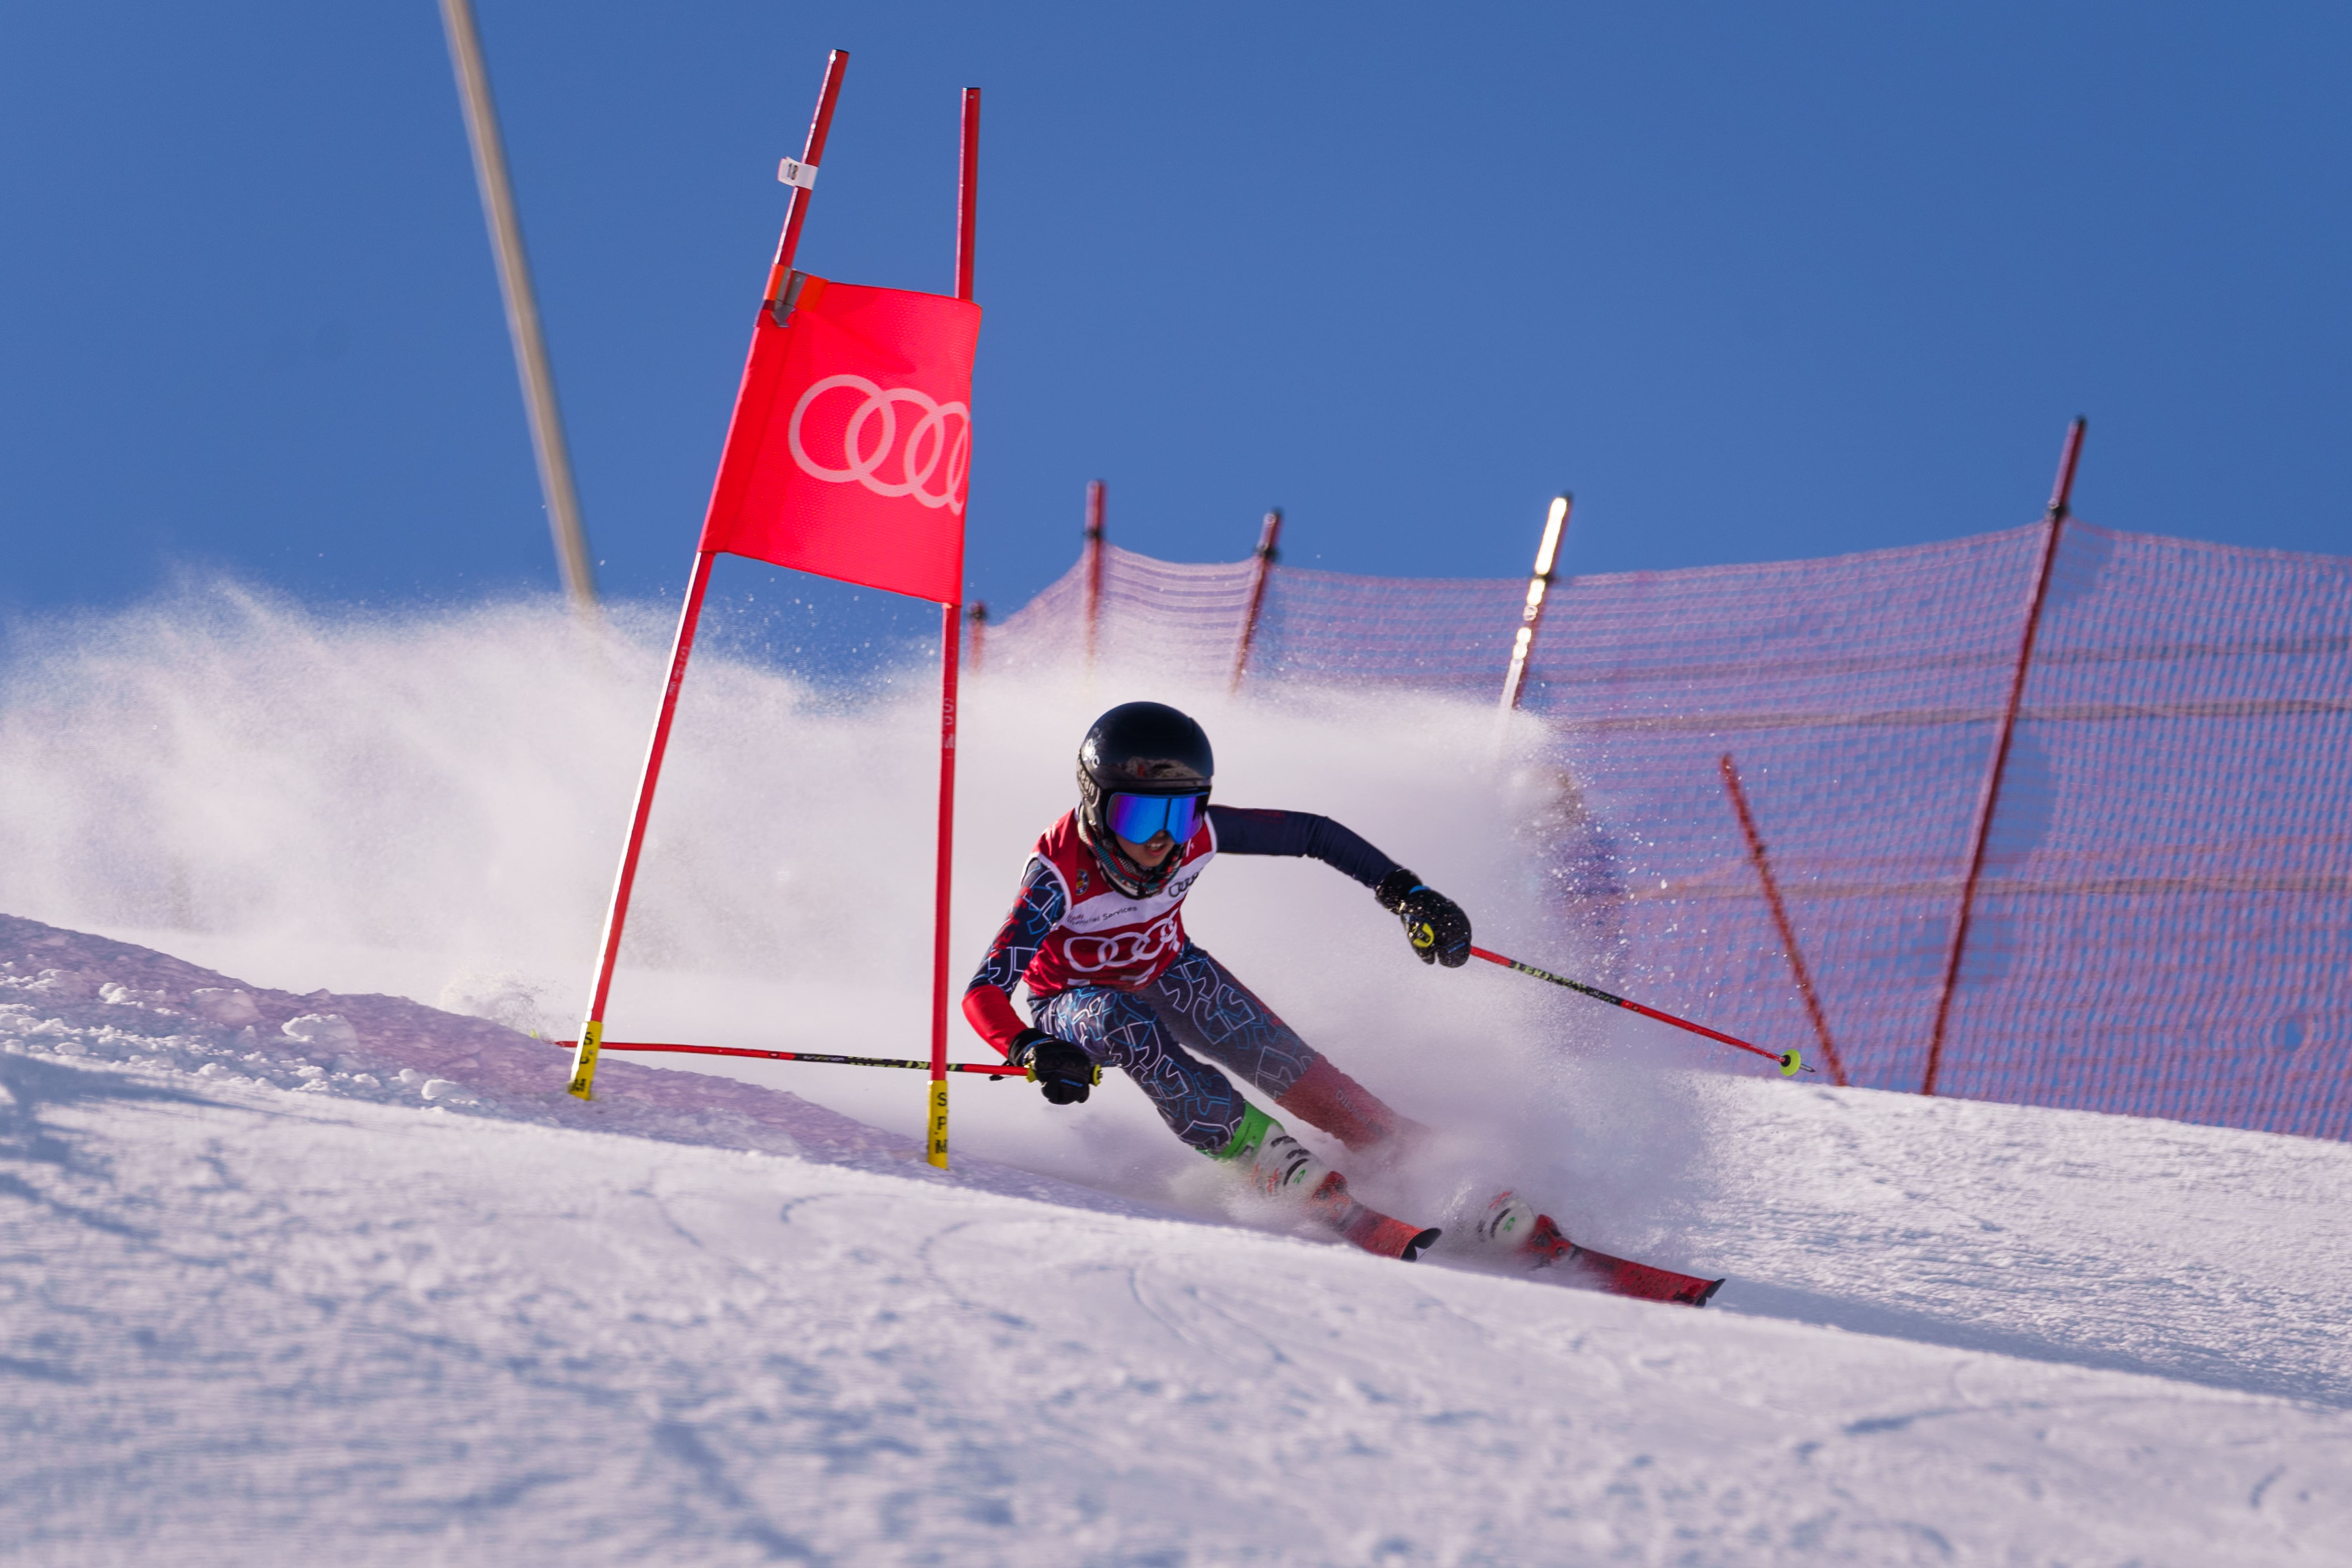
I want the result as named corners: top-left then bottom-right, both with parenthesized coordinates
top-left (5, 913), bottom-right (2352, 1564)
top-left (0, 912), bottom-right (1171, 1218)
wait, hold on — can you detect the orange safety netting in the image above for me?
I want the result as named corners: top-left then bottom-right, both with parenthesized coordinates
top-left (991, 524), bottom-right (2352, 1141)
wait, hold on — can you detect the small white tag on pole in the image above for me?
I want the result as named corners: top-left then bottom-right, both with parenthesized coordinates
top-left (777, 158), bottom-right (819, 190)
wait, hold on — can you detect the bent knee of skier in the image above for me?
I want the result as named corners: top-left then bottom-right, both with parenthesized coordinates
top-left (1148, 946), bottom-right (1318, 1090)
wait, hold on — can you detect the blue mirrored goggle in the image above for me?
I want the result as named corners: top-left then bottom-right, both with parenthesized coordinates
top-left (1106, 791), bottom-right (1205, 845)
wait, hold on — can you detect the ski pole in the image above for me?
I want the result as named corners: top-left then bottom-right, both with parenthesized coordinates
top-left (1467, 947), bottom-right (1810, 1076)
top-left (546, 1038), bottom-right (1027, 1079)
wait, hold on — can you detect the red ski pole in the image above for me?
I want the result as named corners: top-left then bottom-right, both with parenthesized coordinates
top-left (547, 1037), bottom-right (1028, 1078)
top-left (1469, 946), bottom-right (1810, 1076)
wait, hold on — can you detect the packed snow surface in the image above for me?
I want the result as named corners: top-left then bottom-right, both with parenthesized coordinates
top-left (4, 593), bottom-right (2349, 1561)
top-left (4, 913), bottom-right (2349, 1566)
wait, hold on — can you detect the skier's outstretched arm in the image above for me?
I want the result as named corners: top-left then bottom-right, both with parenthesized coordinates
top-left (960, 858), bottom-right (1099, 1103)
top-left (1206, 805), bottom-right (1473, 966)
top-left (1205, 805), bottom-right (1399, 884)
top-left (962, 858), bottom-right (1062, 1054)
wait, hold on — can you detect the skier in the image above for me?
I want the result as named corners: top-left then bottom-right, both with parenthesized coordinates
top-left (962, 700), bottom-right (1484, 1261)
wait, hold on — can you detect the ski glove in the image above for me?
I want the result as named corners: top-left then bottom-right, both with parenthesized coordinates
top-left (1374, 869), bottom-right (1473, 968)
top-left (1009, 1027), bottom-right (1103, 1106)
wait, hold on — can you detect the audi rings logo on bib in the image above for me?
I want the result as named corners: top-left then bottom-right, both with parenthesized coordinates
top-left (788, 374), bottom-right (971, 514)
top-left (1064, 913), bottom-right (1183, 976)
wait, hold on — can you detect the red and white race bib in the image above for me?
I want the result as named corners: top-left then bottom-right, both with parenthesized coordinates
top-left (1021, 811), bottom-right (1217, 996)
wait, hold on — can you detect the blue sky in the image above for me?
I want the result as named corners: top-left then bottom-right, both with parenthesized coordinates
top-left (3, 2), bottom-right (2346, 634)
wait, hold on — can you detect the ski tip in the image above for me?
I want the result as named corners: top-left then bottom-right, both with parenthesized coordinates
top-left (1693, 1277), bottom-right (1726, 1308)
top-left (1401, 1227), bottom-right (1443, 1263)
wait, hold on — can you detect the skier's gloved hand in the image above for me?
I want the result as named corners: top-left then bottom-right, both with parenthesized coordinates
top-left (1374, 869), bottom-right (1473, 968)
top-left (1009, 1027), bottom-right (1102, 1105)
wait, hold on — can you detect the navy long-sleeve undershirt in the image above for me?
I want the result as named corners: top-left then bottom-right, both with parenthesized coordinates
top-left (960, 807), bottom-right (1405, 1052)
top-left (1202, 806), bottom-right (1402, 888)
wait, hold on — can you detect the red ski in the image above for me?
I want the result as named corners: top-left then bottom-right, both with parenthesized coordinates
top-left (1302, 1169), bottom-right (1443, 1262)
top-left (1334, 1194), bottom-right (1443, 1263)
top-left (1523, 1214), bottom-right (1722, 1307)
top-left (1473, 1192), bottom-right (1722, 1307)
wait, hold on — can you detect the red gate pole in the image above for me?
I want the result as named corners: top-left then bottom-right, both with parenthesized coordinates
top-left (1229, 508), bottom-right (1283, 694)
top-left (929, 599), bottom-right (961, 1166)
top-left (1720, 753), bottom-right (1849, 1086)
top-left (567, 551), bottom-right (713, 1098)
top-left (924, 85), bottom-right (979, 1169)
top-left (1500, 493), bottom-right (1572, 711)
top-left (1082, 480), bottom-right (1106, 669)
top-left (762, 51), bottom-right (849, 313)
top-left (568, 50), bottom-right (849, 1101)
top-left (1921, 416), bottom-right (2085, 1098)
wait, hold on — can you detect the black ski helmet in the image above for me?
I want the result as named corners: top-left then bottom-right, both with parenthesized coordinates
top-left (1076, 701), bottom-right (1214, 897)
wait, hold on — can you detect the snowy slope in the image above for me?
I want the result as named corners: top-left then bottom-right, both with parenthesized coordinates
top-left (5, 914), bottom-right (2349, 1566)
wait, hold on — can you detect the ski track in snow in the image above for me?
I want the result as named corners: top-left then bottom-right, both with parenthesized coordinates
top-left (3, 911), bottom-right (2350, 1566)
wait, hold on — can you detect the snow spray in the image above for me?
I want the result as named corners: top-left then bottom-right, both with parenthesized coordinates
top-left (0, 579), bottom-right (1728, 1239)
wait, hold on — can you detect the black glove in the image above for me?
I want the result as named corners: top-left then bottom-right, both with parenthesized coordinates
top-left (1374, 869), bottom-right (1472, 968)
top-left (1009, 1027), bottom-right (1102, 1105)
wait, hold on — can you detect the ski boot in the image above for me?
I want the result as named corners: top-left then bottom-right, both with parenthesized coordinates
top-left (1470, 1190), bottom-right (1723, 1307)
top-left (1470, 1189), bottom-right (1544, 1254)
top-left (1214, 1105), bottom-right (1441, 1262)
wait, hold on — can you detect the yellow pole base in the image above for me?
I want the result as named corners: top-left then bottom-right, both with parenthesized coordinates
top-left (926, 1077), bottom-right (949, 1169)
top-left (567, 1020), bottom-right (603, 1100)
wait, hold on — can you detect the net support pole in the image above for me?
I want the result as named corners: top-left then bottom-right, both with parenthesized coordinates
top-left (438, 0), bottom-right (598, 617)
top-left (1921, 416), bottom-right (2085, 1098)
top-left (1501, 493), bottom-right (1573, 711)
top-left (1229, 508), bottom-right (1283, 694)
top-left (568, 50), bottom-right (848, 1100)
top-left (1720, 752), bottom-right (1848, 1086)
top-left (926, 85), bottom-right (980, 1170)
top-left (1082, 480), bottom-right (1106, 669)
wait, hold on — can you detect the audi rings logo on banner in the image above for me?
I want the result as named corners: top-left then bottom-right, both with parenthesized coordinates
top-left (788, 374), bottom-right (971, 514)
top-left (1065, 915), bottom-right (1182, 976)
